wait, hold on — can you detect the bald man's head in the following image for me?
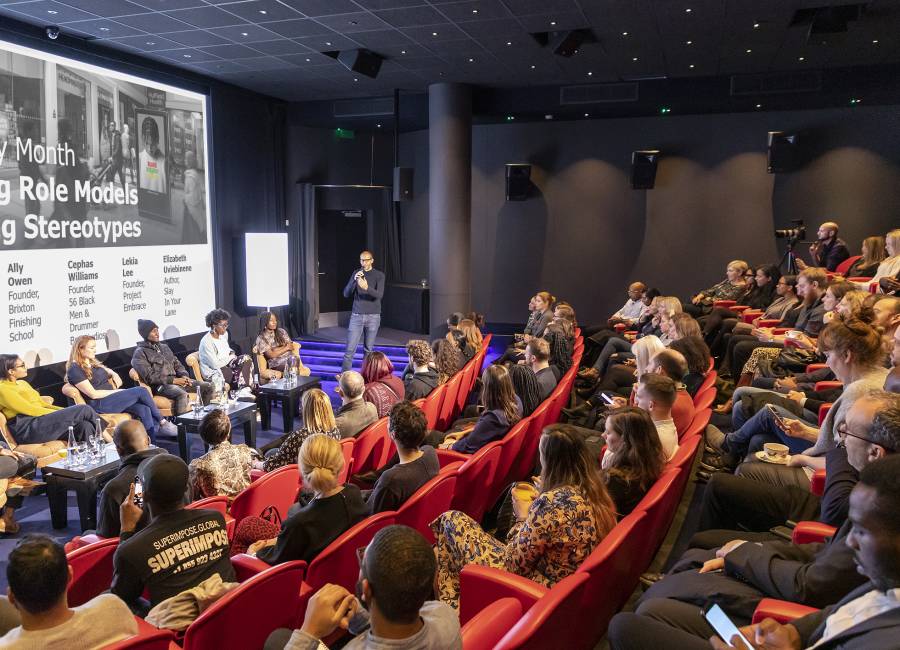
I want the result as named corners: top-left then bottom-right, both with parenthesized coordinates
top-left (818, 222), bottom-right (839, 241)
top-left (113, 420), bottom-right (150, 456)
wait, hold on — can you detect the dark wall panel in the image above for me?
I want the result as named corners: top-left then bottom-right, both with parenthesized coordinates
top-left (399, 104), bottom-right (900, 326)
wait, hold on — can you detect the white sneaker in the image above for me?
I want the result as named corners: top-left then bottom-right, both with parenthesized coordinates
top-left (237, 387), bottom-right (256, 401)
top-left (157, 420), bottom-right (178, 438)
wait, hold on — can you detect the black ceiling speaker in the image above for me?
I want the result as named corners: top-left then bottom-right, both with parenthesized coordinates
top-left (767, 132), bottom-right (799, 173)
top-left (631, 150), bottom-right (659, 190)
top-left (506, 164), bottom-right (532, 201)
top-left (548, 30), bottom-right (586, 57)
top-left (337, 49), bottom-right (383, 79)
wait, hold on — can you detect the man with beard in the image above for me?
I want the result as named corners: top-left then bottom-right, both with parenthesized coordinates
top-left (608, 452), bottom-right (900, 649)
top-left (264, 525), bottom-right (460, 650)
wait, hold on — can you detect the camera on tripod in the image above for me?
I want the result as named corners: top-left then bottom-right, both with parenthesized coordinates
top-left (775, 219), bottom-right (805, 246)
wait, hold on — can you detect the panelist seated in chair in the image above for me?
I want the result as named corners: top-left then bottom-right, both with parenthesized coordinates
top-left (0, 534), bottom-right (137, 647)
top-left (66, 335), bottom-right (175, 442)
top-left (255, 311), bottom-right (308, 379)
top-left (0, 446), bottom-right (40, 536)
top-left (264, 525), bottom-right (461, 650)
top-left (132, 319), bottom-right (211, 414)
top-left (0, 354), bottom-right (100, 446)
top-left (240, 434), bottom-right (367, 564)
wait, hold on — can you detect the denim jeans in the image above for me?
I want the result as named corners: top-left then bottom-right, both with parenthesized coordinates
top-left (342, 312), bottom-right (381, 371)
top-left (731, 387), bottom-right (817, 430)
top-left (723, 403), bottom-right (812, 458)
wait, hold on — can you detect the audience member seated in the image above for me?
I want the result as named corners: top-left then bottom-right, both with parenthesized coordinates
top-left (244, 434), bottom-right (367, 564)
top-left (459, 318), bottom-right (483, 354)
top-left (683, 260), bottom-right (750, 317)
top-left (132, 319), bottom-right (211, 415)
top-left (0, 354), bottom-right (100, 446)
top-left (624, 392), bottom-right (899, 643)
top-left (700, 264), bottom-right (779, 342)
top-left (795, 221), bottom-right (851, 272)
top-left (525, 337), bottom-right (557, 400)
top-left (602, 407), bottom-right (665, 518)
top-left (437, 364), bottom-right (522, 454)
top-left (494, 292), bottom-right (555, 366)
top-left (402, 340), bottom-right (439, 401)
top-left (66, 335), bottom-right (172, 441)
top-left (97, 420), bottom-right (166, 538)
top-left (369, 401), bottom-right (439, 514)
top-left (189, 409), bottom-right (262, 500)
top-left (431, 338), bottom-right (463, 385)
top-left (544, 324), bottom-right (573, 380)
top-left (610, 453), bottom-right (900, 650)
top-left (722, 267), bottom-right (828, 380)
top-left (198, 308), bottom-right (255, 399)
top-left (432, 424), bottom-right (617, 607)
top-left (872, 228), bottom-right (900, 294)
top-left (718, 318), bottom-right (888, 465)
top-left (361, 351), bottom-right (404, 418)
top-left (607, 282), bottom-right (648, 329)
top-left (669, 336), bottom-right (712, 396)
top-left (0, 535), bottom-right (137, 647)
top-left (111, 454), bottom-right (235, 612)
top-left (634, 374), bottom-right (680, 461)
top-left (265, 525), bottom-right (461, 650)
top-left (699, 389), bottom-right (896, 540)
top-left (507, 363), bottom-right (543, 417)
top-left (844, 235), bottom-right (885, 278)
top-left (646, 349), bottom-right (695, 435)
top-left (450, 329), bottom-right (475, 362)
top-left (335, 371), bottom-right (378, 439)
top-left (264, 388), bottom-right (340, 472)
top-left (255, 311), bottom-right (308, 378)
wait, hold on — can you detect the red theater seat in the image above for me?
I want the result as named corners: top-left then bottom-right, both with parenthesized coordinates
top-left (461, 598), bottom-right (524, 650)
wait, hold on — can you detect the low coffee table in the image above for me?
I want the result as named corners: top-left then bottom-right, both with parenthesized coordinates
top-left (174, 401), bottom-right (258, 461)
top-left (258, 376), bottom-right (321, 432)
top-left (42, 444), bottom-right (121, 531)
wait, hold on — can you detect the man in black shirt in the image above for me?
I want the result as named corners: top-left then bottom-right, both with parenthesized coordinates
top-left (796, 221), bottom-right (850, 272)
top-left (96, 421), bottom-right (165, 538)
top-left (111, 454), bottom-right (234, 612)
top-left (526, 337), bottom-right (557, 400)
top-left (341, 251), bottom-right (385, 372)
top-left (369, 401), bottom-right (439, 514)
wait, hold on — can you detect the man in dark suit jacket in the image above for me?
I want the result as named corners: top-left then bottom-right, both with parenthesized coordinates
top-left (608, 452), bottom-right (900, 650)
top-left (608, 392), bottom-right (899, 644)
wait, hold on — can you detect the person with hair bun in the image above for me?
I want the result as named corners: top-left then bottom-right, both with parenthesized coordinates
top-left (247, 434), bottom-right (367, 564)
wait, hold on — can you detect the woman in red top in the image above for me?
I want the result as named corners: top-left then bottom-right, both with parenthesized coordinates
top-left (361, 351), bottom-right (405, 417)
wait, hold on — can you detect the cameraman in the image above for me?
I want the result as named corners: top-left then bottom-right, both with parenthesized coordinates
top-left (795, 221), bottom-right (850, 272)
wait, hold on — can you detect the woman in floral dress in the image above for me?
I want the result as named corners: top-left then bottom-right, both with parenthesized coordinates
top-left (432, 423), bottom-right (617, 607)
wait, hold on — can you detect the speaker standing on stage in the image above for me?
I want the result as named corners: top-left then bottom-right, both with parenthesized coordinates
top-left (341, 251), bottom-right (385, 372)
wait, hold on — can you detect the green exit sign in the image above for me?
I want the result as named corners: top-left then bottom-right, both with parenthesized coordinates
top-left (335, 128), bottom-right (355, 140)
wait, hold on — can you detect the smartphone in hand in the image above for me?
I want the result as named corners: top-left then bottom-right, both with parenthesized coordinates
top-left (702, 602), bottom-right (753, 648)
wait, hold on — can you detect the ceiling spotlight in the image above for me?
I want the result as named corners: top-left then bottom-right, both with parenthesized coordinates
top-left (47, 9), bottom-right (57, 14)
top-left (305, 57), bottom-right (311, 62)
top-left (685, 7), bottom-right (692, 13)
top-left (544, 114), bottom-right (553, 120)
top-left (472, 8), bottom-right (478, 13)
top-left (376, 123), bottom-right (382, 128)
top-left (325, 41), bottom-right (332, 46)
top-left (401, 50), bottom-right (407, 54)
top-left (689, 63), bottom-right (695, 68)
top-left (530, 64), bottom-right (535, 69)
top-left (183, 54), bottom-right (192, 58)
top-left (468, 57), bottom-right (474, 62)
top-left (259, 9), bottom-right (267, 14)
top-left (746, 48), bottom-right (752, 53)
top-left (353, 77), bottom-right (358, 82)
top-left (632, 56), bottom-right (638, 61)
top-left (146, 41), bottom-right (155, 45)
top-left (241, 32), bottom-right (248, 36)
top-left (587, 71), bottom-right (593, 76)
top-left (753, 22), bottom-right (759, 28)
top-left (432, 31), bottom-right (438, 36)
top-left (100, 26), bottom-right (109, 31)
top-left (584, 112), bottom-right (589, 117)
top-left (756, 104), bottom-right (762, 108)
top-left (506, 41), bottom-right (511, 46)
top-left (798, 56), bottom-right (805, 61)
top-left (506, 115), bottom-right (514, 121)
top-left (872, 39), bottom-right (879, 43)
top-left (685, 40), bottom-right (692, 44)
top-left (550, 21), bottom-right (556, 26)
top-left (622, 31), bottom-right (628, 36)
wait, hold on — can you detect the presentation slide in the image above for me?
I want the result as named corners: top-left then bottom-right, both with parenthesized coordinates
top-left (0, 39), bottom-right (215, 366)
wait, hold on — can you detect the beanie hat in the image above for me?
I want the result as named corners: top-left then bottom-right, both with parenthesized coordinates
top-left (138, 454), bottom-right (187, 506)
top-left (138, 319), bottom-right (158, 341)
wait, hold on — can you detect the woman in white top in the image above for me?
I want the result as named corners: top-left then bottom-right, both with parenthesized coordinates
top-left (198, 308), bottom-right (255, 399)
top-left (871, 229), bottom-right (900, 294)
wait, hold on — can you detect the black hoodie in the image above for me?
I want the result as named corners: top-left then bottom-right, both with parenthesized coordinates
top-left (96, 447), bottom-right (166, 537)
top-left (404, 368), bottom-right (440, 401)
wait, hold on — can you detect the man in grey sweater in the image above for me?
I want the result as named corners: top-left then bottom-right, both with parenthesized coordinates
top-left (268, 525), bottom-right (461, 650)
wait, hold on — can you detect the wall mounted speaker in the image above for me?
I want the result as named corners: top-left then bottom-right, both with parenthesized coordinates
top-left (767, 131), bottom-right (799, 173)
top-left (337, 49), bottom-right (383, 79)
top-left (505, 164), bottom-right (532, 201)
top-left (393, 167), bottom-right (413, 201)
top-left (631, 150), bottom-right (659, 189)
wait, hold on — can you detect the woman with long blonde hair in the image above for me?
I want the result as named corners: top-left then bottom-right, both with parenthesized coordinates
top-left (65, 335), bottom-right (170, 440)
top-left (242, 434), bottom-right (367, 563)
top-left (432, 423), bottom-right (616, 607)
top-left (263, 388), bottom-right (340, 471)
top-left (872, 229), bottom-right (900, 293)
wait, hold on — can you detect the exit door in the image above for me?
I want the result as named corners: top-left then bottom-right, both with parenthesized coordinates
top-left (317, 209), bottom-right (367, 314)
